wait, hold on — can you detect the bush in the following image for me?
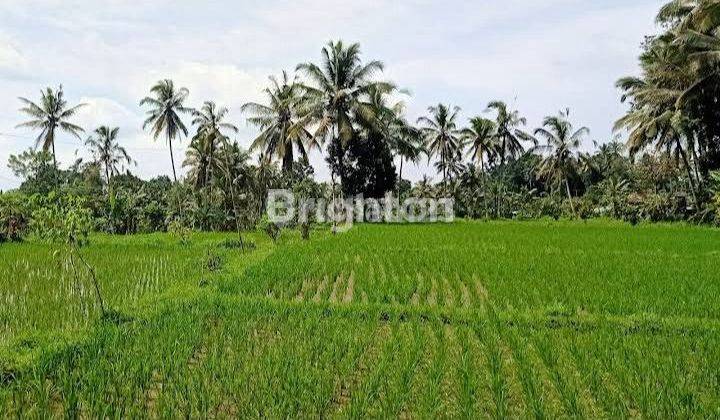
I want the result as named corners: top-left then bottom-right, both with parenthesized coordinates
top-left (29, 194), bottom-right (93, 245)
top-left (168, 219), bottom-right (191, 246)
top-left (0, 192), bottom-right (31, 242)
top-left (258, 215), bottom-right (281, 242)
top-left (203, 250), bottom-right (224, 272)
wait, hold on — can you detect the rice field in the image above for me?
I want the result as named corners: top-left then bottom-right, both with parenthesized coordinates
top-left (2, 221), bottom-right (720, 417)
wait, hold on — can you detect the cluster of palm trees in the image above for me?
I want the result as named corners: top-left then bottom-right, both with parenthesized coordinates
top-left (17, 7), bottom-right (719, 221)
top-left (16, 86), bottom-right (135, 186)
top-left (615, 0), bottom-right (720, 206)
top-left (14, 38), bottom-right (592, 208)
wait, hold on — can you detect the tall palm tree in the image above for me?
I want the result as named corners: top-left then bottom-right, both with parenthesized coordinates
top-left (297, 40), bottom-right (393, 148)
top-left (614, 34), bottom-right (701, 205)
top-left (16, 85), bottom-right (85, 171)
top-left (462, 117), bottom-right (499, 172)
top-left (534, 109), bottom-right (589, 216)
top-left (188, 101), bottom-right (238, 189)
top-left (298, 40), bottom-right (393, 233)
top-left (183, 136), bottom-right (214, 190)
top-left (391, 121), bottom-right (425, 185)
top-left (485, 101), bottom-right (532, 165)
top-left (418, 104), bottom-right (462, 185)
top-left (140, 79), bottom-right (192, 183)
top-left (241, 71), bottom-right (316, 172)
top-left (84, 126), bottom-right (133, 183)
top-left (461, 117), bottom-right (498, 216)
top-left (217, 139), bottom-right (255, 238)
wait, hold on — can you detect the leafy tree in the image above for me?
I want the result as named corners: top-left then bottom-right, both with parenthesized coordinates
top-left (8, 149), bottom-right (58, 194)
top-left (140, 79), bottom-right (192, 183)
top-left (85, 126), bottom-right (134, 184)
top-left (0, 192), bottom-right (29, 242)
top-left (326, 128), bottom-right (397, 198)
top-left (16, 86), bottom-right (85, 171)
top-left (31, 194), bottom-right (107, 316)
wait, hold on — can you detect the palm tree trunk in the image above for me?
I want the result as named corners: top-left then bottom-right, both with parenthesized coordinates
top-left (283, 145), bottom-right (294, 172)
top-left (51, 139), bottom-right (58, 172)
top-left (501, 138), bottom-right (506, 166)
top-left (207, 140), bottom-right (214, 194)
top-left (397, 157), bottom-right (404, 198)
top-left (168, 136), bottom-right (178, 183)
top-left (676, 139), bottom-right (699, 209)
top-left (481, 153), bottom-right (488, 218)
top-left (565, 178), bottom-right (576, 218)
top-left (399, 158), bottom-right (404, 184)
top-left (691, 145), bottom-right (703, 189)
top-left (51, 133), bottom-right (59, 188)
top-left (441, 148), bottom-right (447, 187)
top-left (223, 148), bottom-right (244, 247)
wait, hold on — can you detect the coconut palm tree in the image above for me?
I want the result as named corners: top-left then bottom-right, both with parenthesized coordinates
top-left (140, 79), bottom-right (192, 183)
top-left (187, 101), bottom-right (238, 189)
top-left (614, 33), bottom-right (702, 205)
top-left (418, 104), bottom-right (463, 186)
top-left (485, 101), bottom-right (532, 165)
top-left (298, 40), bottom-right (394, 233)
top-left (462, 117), bottom-right (499, 172)
top-left (297, 40), bottom-right (394, 148)
top-left (16, 86), bottom-right (85, 171)
top-left (183, 136), bottom-right (213, 190)
top-left (461, 117), bottom-right (499, 215)
top-left (391, 121), bottom-right (425, 185)
top-left (84, 126), bottom-right (133, 184)
top-left (533, 109), bottom-right (589, 216)
top-left (242, 71), bottom-right (316, 172)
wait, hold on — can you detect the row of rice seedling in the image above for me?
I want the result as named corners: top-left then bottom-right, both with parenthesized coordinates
top-left (3, 221), bottom-right (719, 416)
top-left (3, 295), bottom-right (720, 417)
top-left (235, 221), bottom-right (720, 319)
top-left (0, 232), bottom-right (256, 348)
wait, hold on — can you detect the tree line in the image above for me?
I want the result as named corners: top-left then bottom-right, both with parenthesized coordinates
top-left (2, 0), bottom-right (720, 240)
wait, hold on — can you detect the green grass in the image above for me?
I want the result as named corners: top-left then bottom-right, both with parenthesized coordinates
top-left (2, 221), bottom-right (720, 417)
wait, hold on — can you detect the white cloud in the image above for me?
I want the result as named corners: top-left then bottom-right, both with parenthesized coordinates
top-left (0, 36), bottom-right (27, 75)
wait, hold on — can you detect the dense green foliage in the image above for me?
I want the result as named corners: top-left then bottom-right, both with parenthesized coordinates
top-left (1, 222), bottom-right (719, 417)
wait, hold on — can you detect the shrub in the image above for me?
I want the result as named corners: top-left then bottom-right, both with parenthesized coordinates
top-left (0, 192), bottom-right (30, 242)
top-left (29, 194), bottom-right (93, 245)
top-left (258, 215), bottom-right (281, 242)
top-left (168, 219), bottom-right (191, 246)
top-left (203, 250), bottom-right (224, 272)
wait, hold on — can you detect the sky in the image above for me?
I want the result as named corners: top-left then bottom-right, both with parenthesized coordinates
top-left (0, 0), bottom-right (664, 190)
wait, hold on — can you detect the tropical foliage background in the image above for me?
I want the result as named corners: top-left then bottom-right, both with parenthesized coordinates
top-left (3, 1), bottom-right (720, 241)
